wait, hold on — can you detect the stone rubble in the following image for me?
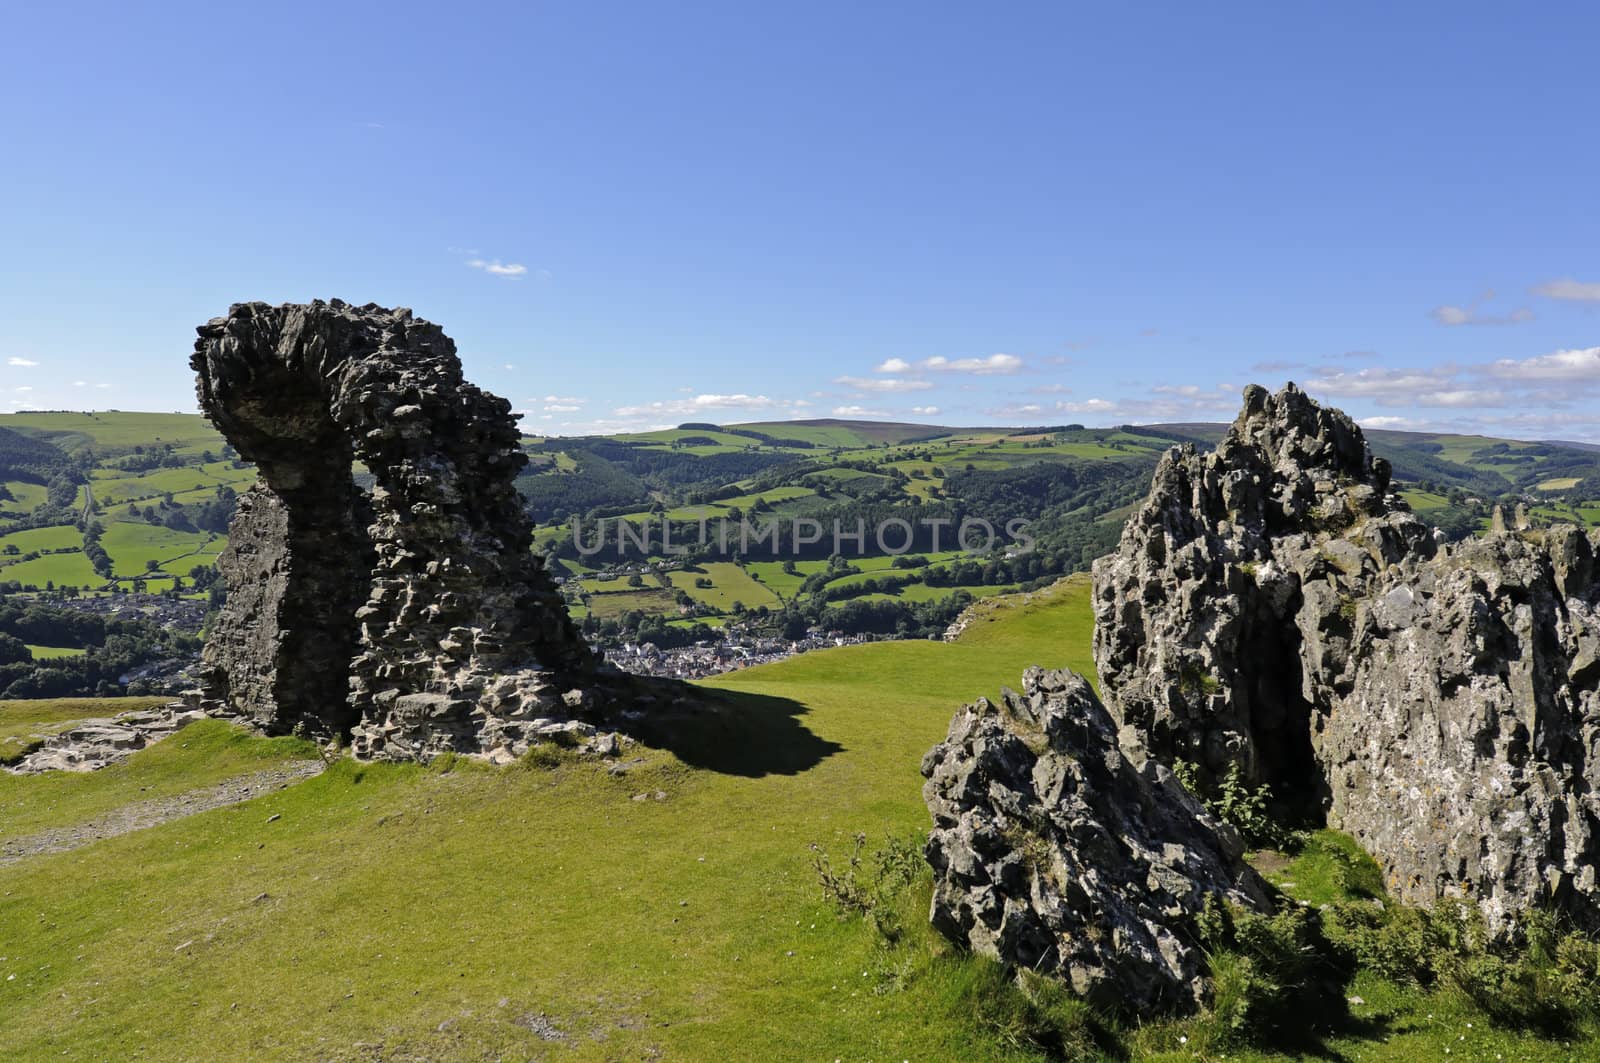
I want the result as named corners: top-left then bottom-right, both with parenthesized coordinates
top-left (7, 703), bottom-right (208, 773)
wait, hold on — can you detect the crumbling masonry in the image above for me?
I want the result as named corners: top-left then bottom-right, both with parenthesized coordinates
top-left (192, 300), bottom-right (597, 760)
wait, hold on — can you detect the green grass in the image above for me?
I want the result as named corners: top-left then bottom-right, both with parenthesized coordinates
top-left (661, 485), bottom-right (816, 522)
top-left (0, 574), bottom-right (1596, 1059)
top-left (665, 562), bottom-right (781, 612)
top-left (1249, 829), bottom-right (1387, 908)
top-left (1400, 488), bottom-right (1451, 512)
top-left (92, 462), bottom-right (254, 506)
top-left (0, 411), bottom-right (223, 455)
top-left (24, 644), bottom-right (86, 659)
top-left (580, 573), bottom-right (650, 594)
top-left (0, 578), bottom-right (1092, 1060)
top-left (1, 480), bottom-right (51, 511)
top-left (100, 522), bottom-right (220, 576)
top-left (743, 559), bottom-right (829, 599)
top-left (0, 717), bottom-right (316, 839)
top-left (0, 696), bottom-right (170, 764)
top-left (0, 548), bottom-right (102, 588)
top-left (857, 582), bottom-right (1021, 604)
top-left (0, 524), bottom-right (81, 557)
top-left (581, 587), bottom-right (678, 619)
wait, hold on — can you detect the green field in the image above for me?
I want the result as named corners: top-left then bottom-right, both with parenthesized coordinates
top-left (0, 524), bottom-right (82, 556)
top-left (1399, 488), bottom-right (1451, 512)
top-left (1537, 476), bottom-right (1582, 491)
top-left (1, 481), bottom-right (51, 511)
top-left (0, 549), bottom-right (102, 588)
top-left (100, 522), bottom-right (220, 578)
top-left (665, 561), bottom-right (781, 611)
top-left (24, 644), bottom-right (86, 660)
top-left (1, 411), bottom-right (223, 457)
top-left (741, 558), bottom-right (827, 599)
top-left (91, 462), bottom-right (253, 506)
top-left (858, 581), bottom-right (1021, 604)
top-left (582, 587), bottom-right (678, 619)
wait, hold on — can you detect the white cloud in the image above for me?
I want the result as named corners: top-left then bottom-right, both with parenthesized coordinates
top-left (466, 258), bottom-right (529, 278)
top-left (1413, 389), bottom-right (1506, 408)
top-left (1487, 346), bottom-right (1600, 382)
top-left (613, 394), bottom-right (784, 417)
top-left (984, 403), bottom-right (1043, 417)
top-left (923, 353), bottom-right (1024, 375)
top-left (857, 353), bottom-right (1025, 382)
top-left (1059, 398), bottom-right (1119, 414)
top-left (7, 357), bottom-right (38, 367)
top-left (1360, 415), bottom-right (1421, 430)
top-left (832, 405), bottom-right (890, 418)
top-left (1428, 290), bottom-right (1533, 327)
top-left (910, 405), bottom-right (941, 416)
top-left (72, 380), bottom-right (87, 387)
top-left (94, 382), bottom-right (112, 389)
top-left (1531, 278), bottom-right (1600, 303)
top-left (503, 363), bottom-right (516, 371)
top-left (15, 386), bottom-right (33, 393)
top-left (544, 404), bottom-right (582, 413)
top-left (543, 395), bottom-right (585, 404)
top-left (1029, 383), bottom-right (1071, 395)
top-left (1431, 305), bottom-right (1534, 327)
top-left (1302, 366), bottom-right (1458, 401)
top-left (833, 375), bottom-right (935, 394)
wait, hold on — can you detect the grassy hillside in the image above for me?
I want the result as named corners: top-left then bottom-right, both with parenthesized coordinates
top-left (2, 578), bottom-right (1594, 1060)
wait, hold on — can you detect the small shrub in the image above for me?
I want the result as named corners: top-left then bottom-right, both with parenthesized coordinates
top-left (811, 831), bottom-right (925, 943)
top-left (1175, 761), bottom-right (1292, 850)
top-left (1178, 663), bottom-right (1222, 698)
top-left (518, 742), bottom-right (567, 770)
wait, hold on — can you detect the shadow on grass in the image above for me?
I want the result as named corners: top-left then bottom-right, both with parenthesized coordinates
top-left (616, 683), bottom-right (844, 778)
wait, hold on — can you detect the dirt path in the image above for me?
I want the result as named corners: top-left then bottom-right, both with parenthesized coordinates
top-left (0, 760), bottom-right (324, 866)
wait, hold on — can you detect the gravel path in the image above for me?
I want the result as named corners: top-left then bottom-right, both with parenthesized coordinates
top-left (0, 760), bottom-right (324, 866)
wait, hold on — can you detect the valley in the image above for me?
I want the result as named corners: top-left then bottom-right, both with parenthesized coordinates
top-left (3, 409), bottom-right (1599, 698)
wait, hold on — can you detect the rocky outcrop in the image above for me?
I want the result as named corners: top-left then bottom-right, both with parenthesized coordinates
top-left (1093, 382), bottom-right (1600, 935)
top-left (922, 666), bottom-right (1272, 1012)
top-left (6, 703), bottom-right (207, 773)
top-left (191, 300), bottom-right (598, 761)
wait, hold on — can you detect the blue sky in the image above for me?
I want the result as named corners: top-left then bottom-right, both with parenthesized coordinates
top-left (1, 2), bottom-right (1597, 439)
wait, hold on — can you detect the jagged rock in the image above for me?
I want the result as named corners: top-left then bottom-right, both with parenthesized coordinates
top-left (921, 666), bottom-right (1272, 1012)
top-left (190, 300), bottom-right (597, 760)
top-left (1093, 382), bottom-right (1600, 936)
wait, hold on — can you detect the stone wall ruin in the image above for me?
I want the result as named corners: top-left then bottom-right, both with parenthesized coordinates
top-left (192, 300), bottom-right (596, 761)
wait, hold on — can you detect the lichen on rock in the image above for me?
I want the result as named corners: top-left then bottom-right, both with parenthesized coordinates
top-left (921, 666), bottom-right (1272, 1012)
top-left (1092, 382), bottom-right (1600, 936)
